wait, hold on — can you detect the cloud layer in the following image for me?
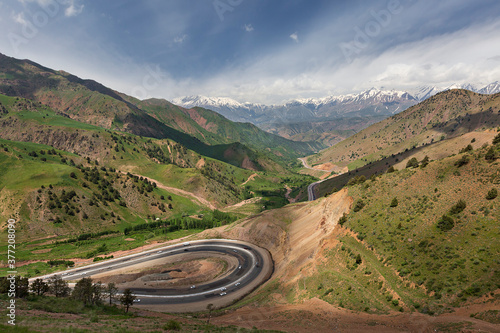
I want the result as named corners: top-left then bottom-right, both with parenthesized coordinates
top-left (0, 0), bottom-right (499, 104)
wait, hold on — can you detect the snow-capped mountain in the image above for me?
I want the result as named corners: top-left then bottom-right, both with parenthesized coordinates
top-left (172, 82), bottom-right (499, 125)
top-left (173, 88), bottom-right (418, 124)
top-left (171, 95), bottom-right (258, 122)
top-left (478, 81), bottom-right (500, 95)
top-left (409, 86), bottom-right (442, 101)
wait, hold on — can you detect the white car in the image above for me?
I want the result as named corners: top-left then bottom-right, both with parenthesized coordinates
top-left (133, 299), bottom-right (141, 302)
top-left (220, 287), bottom-right (227, 291)
top-left (220, 292), bottom-right (227, 296)
top-left (235, 282), bottom-right (241, 287)
top-left (190, 285), bottom-right (196, 289)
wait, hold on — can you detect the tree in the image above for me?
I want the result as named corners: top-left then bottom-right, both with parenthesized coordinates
top-left (338, 213), bottom-right (347, 226)
top-left (449, 199), bottom-right (466, 215)
top-left (73, 277), bottom-right (94, 305)
top-left (48, 275), bottom-right (70, 297)
top-left (16, 276), bottom-right (29, 298)
top-left (120, 288), bottom-right (136, 313)
top-left (493, 133), bottom-right (500, 145)
top-left (92, 281), bottom-right (104, 305)
top-left (106, 282), bottom-right (118, 305)
top-left (386, 166), bottom-right (396, 173)
top-left (485, 147), bottom-right (497, 161)
top-left (420, 156), bottom-right (430, 168)
top-left (486, 188), bottom-right (498, 200)
top-left (406, 157), bottom-right (419, 168)
top-left (31, 278), bottom-right (49, 296)
top-left (390, 197), bottom-right (398, 207)
top-left (437, 215), bottom-right (454, 232)
top-left (353, 199), bottom-right (365, 212)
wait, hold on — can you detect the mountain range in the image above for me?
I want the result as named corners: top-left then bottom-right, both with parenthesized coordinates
top-left (173, 82), bottom-right (500, 125)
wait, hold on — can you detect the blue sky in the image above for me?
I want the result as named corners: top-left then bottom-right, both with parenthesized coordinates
top-left (1, 0), bottom-right (500, 104)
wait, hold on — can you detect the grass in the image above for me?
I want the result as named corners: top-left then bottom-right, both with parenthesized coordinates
top-left (323, 143), bottom-right (500, 313)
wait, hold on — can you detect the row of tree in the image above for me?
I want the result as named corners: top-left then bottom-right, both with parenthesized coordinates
top-left (0, 276), bottom-right (137, 313)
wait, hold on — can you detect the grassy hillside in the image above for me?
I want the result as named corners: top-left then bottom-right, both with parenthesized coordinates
top-left (307, 89), bottom-right (500, 170)
top-left (136, 98), bottom-right (325, 160)
top-left (0, 94), bottom-right (316, 262)
top-left (0, 53), bottom-right (322, 171)
top-left (302, 138), bottom-right (500, 314)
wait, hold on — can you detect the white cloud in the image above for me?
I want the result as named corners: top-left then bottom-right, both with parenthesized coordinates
top-left (244, 24), bottom-right (253, 32)
top-left (174, 34), bottom-right (187, 44)
top-left (289, 32), bottom-right (299, 43)
top-left (64, 1), bottom-right (84, 17)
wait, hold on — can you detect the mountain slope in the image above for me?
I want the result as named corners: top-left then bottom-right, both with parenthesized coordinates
top-left (307, 89), bottom-right (500, 169)
top-left (0, 53), bottom-right (320, 171)
top-left (201, 139), bottom-right (500, 315)
top-left (133, 98), bottom-right (325, 160)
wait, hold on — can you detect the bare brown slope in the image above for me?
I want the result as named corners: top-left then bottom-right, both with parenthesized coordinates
top-left (308, 89), bottom-right (500, 168)
top-left (200, 188), bottom-right (352, 284)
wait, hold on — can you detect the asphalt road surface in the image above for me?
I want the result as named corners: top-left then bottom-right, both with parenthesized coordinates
top-left (31, 239), bottom-right (273, 312)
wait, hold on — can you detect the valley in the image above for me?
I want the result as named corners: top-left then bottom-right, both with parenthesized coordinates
top-left (0, 52), bottom-right (499, 333)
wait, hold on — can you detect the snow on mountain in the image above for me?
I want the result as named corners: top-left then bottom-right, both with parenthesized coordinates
top-left (409, 86), bottom-right (442, 101)
top-left (172, 95), bottom-right (245, 109)
top-left (478, 81), bottom-right (500, 95)
top-left (171, 82), bottom-right (500, 125)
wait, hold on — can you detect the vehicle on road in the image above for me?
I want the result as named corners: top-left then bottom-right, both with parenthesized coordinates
top-left (183, 242), bottom-right (190, 246)
top-left (190, 285), bottom-right (196, 289)
top-left (235, 282), bottom-right (241, 287)
top-left (220, 292), bottom-right (227, 296)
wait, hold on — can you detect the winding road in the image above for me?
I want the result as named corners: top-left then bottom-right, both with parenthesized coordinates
top-left (31, 239), bottom-right (273, 312)
top-left (299, 158), bottom-right (325, 201)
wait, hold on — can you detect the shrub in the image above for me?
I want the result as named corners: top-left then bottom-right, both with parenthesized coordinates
top-left (449, 199), bottom-right (466, 215)
top-left (390, 197), bottom-right (398, 207)
top-left (353, 199), bottom-right (365, 212)
top-left (163, 320), bottom-right (182, 331)
top-left (338, 213), bottom-right (347, 226)
top-left (406, 157), bottom-right (419, 168)
top-left (493, 133), bottom-right (500, 145)
top-left (420, 156), bottom-right (430, 168)
top-left (386, 166), bottom-right (396, 173)
top-left (437, 215), bottom-right (454, 232)
top-left (454, 155), bottom-right (469, 167)
top-left (459, 144), bottom-right (473, 153)
top-left (485, 147), bottom-right (497, 161)
top-left (486, 188), bottom-right (498, 200)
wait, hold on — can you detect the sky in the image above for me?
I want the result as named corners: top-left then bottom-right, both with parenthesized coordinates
top-left (1, 0), bottom-right (500, 104)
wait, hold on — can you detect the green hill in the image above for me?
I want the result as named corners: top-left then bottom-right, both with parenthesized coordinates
top-left (0, 53), bottom-right (323, 171)
top-left (297, 136), bottom-right (500, 314)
